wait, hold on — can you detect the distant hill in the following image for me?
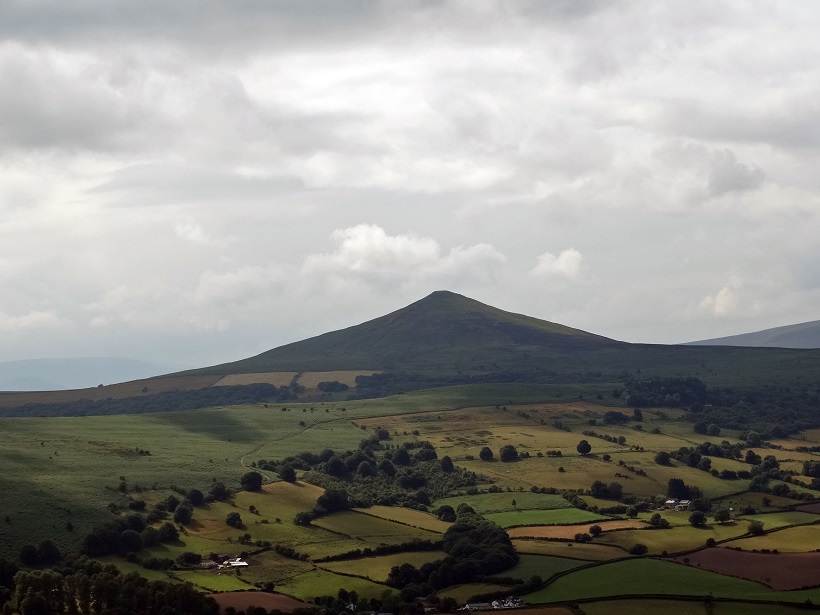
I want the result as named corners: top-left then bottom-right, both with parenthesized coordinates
top-left (3, 292), bottom-right (820, 412)
top-left (192, 290), bottom-right (624, 375)
top-left (0, 357), bottom-right (188, 391)
top-left (687, 320), bottom-right (820, 349)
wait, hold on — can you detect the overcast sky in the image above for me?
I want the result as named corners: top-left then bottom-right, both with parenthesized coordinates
top-left (1, 1), bottom-right (819, 367)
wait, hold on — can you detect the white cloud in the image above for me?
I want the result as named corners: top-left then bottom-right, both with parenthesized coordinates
top-left (530, 248), bottom-right (583, 280)
top-left (174, 222), bottom-right (212, 245)
top-left (302, 224), bottom-right (505, 286)
top-left (0, 309), bottom-right (62, 333)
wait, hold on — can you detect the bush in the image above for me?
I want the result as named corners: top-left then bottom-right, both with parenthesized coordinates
top-left (226, 512), bottom-right (243, 528)
top-left (240, 471), bottom-right (263, 492)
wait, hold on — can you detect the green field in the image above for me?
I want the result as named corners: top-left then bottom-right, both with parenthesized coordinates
top-left (275, 568), bottom-right (390, 600)
top-left (579, 599), bottom-right (819, 615)
top-left (526, 559), bottom-right (820, 603)
top-left (321, 551), bottom-right (446, 582)
top-left (312, 510), bottom-right (441, 543)
top-left (490, 554), bottom-right (584, 582)
top-left (487, 508), bottom-right (611, 528)
top-left (723, 525), bottom-right (820, 552)
top-left (434, 492), bottom-right (571, 514)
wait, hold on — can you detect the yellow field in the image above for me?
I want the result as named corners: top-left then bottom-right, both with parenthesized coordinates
top-left (596, 522), bottom-right (750, 554)
top-left (723, 525), bottom-right (820, 552)
top-left (212, 372), bottom-right (298, 387)
top-left (354, 505), bottom-right (452, 533)
top-left (508, 520), bottom-right (646, 539)
top-left (320, 551), bottom-right (446, 582)
top-left (511, 539), bottom-right (626, 560)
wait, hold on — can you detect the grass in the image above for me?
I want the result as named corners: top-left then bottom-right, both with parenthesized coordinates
top-left (723, 525), bottom-right (820, 552)
top-left (579, 599), bottom-right (818, 615)
top-left (312, 510), bottom-right (441, 543)
top-left (489, 554), bottom-right (583, 582)
top-left (487, 508), bottom-right (611, 528)
top-left (275, 568), bottom-right (390, 600)
top-left (173, 570), bottom-right (251, 592)
top-left (438, 583), bottom-right (512, 602)
top-left (511, 539), bottom-right (627, 561)
top-left (595, 522), bottom-right (750, 555)
top-left (353, 506), bottom-right (451, 533)
top-left (320, 551), bottom-right (447, 582)
top-left (525, 558), bottom-right (820, 603)
top-left (433, 492), bottom-right (571, 514)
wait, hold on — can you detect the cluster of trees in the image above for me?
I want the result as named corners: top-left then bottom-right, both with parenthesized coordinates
top-left (2, 560), bottom-right (221, 614)
top-left (259, 438), bottom-right (482, 515)
top-left (1, 383), bottom-right (299, 418)
top-left (618, 377), bottom-right (708, 408)
top-left (385, 506), bottom-right (518, 601)
top-left (17, 540), bottom-right (61, 567)
top-left (582, 430), bottom-right (627, 446)
top-left (317, 380), bottom-right (350, 393)
top-left (478, 445), bottom-right (520, 462)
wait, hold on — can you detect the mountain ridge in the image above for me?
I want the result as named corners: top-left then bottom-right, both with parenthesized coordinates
top-left (687, 319), bottom-right (820, 349)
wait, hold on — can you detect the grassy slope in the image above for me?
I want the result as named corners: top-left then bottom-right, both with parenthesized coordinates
top-left (184, 291), bottom-right (820, 388)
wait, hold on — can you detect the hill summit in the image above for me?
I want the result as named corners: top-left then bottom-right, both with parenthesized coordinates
top-left (196, 291), bottom-right (622, 375)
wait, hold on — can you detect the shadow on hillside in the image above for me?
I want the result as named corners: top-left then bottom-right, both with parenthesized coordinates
top-left (149, 411), bottom-right (257, 443)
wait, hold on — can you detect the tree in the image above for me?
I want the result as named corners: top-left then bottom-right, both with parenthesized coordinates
top-left (706, 424), bottom-right (721, 436)
top-left (241, 471), bottom-right (263, 492)
top-left (654, 451), bottom-right (671, 465)
top-left (667, 478), bottom-right (689, 500)
top-left (629, 543), bottom-right (648, 555)
top-left (499, 445), bottom-right (519, 462)
top-left (279, 465), bottom-right (297, 482)
top-left (436, 505), bottom-right (456, 522)
top-left (589, 525), bottom-right (602, 537)
top-left (713, 509), bottom-right (731, 524)
top-left (36, 540), bottom-right (61, 565)
top-left (440, 456), bottom-right (454, 473)
top-left (479, 447), bottom-right (494, 461)
top-left (226, 512), bottom-right (243, 528)
top-left (158, 522), bottom-right (179, 543)
top-left (18, 544), bottom-right (39, 566)
top-left (576, 440), bottom-right (592, 456)
top-left (689, 511), bottom-right (707, 527)
top-left (187, 489), bottom-right (204, 506)
top-left (209, 482), bottom-right (230, 501)
top-left (119, 530), bottom-right (143, 553)
top-left (173, 504), bottom-right (193, 525)
top-left (748, 520), bottom-right (765, 535)
top-left (356, 460), bottom-right (375, 477)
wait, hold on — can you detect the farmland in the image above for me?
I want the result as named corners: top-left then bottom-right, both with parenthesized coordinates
top-left (1, 377), bottom-right (820, 613)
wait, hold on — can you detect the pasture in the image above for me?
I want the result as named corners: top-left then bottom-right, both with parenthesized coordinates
top-left (511, 539), bottom-right (627, 561)
top-left (320, 551), bottom-right (447, 582)
top-left (487, 508), bottom-right (611, 528)
top-left (507, 520), bottom-right (646, 539)
top-left (525, 558), bottom-right (820, 603)
top-left (723, 525), bottom-right (820, 552)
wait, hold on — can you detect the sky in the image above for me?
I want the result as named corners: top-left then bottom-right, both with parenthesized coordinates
top-left (1, 1), bottom-right (819, 367)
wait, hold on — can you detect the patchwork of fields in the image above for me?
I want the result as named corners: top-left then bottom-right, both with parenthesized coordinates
top-left (2, 383), bottom-right (820, 614)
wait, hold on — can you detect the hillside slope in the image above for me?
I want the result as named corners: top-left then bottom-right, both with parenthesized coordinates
top-left (193, 290), bottom-right (624, 374)
top-left (688, 320), bottom-right (820, 349)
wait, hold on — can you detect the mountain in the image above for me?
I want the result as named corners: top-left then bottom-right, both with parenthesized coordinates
top-left (687, 320), bottom-right (820, 349)
top-left (193, 290), bottom-right (624, 375)
top-left (0, 357), bottom-right (189, 391)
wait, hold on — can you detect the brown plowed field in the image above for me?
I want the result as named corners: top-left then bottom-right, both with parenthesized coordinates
top-left (207, 591), bottom-right (307, 613)
top-left (797, 502), bottom-right (820, 514)
top-left (0, 374), bottom-right (221, 407)
top-left (676, 547), bottom-right (820, 590)
top-left (508, 519), bottom-right (646, 539)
